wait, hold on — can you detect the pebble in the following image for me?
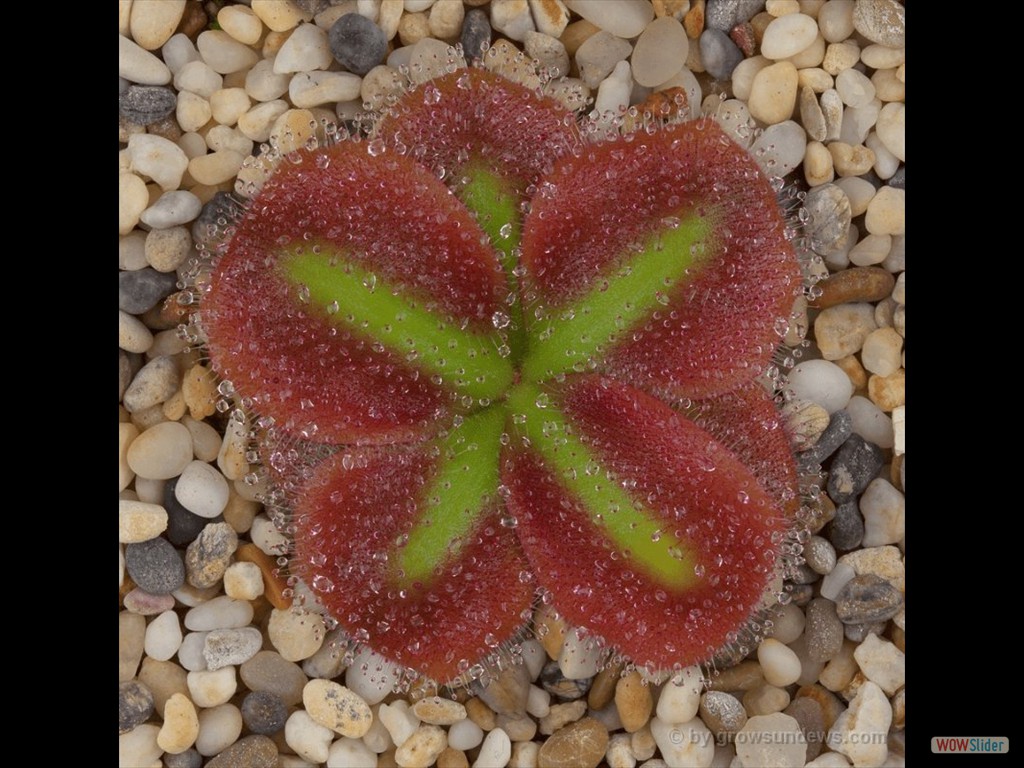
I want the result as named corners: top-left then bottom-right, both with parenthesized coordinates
top-left (175, 461), bottom-right (231, 520)
top-left (868, 367), bottom-right (904, 411)
top-left (804, 535), bottom-right (838, 575)
top-left (538, 716), bottom-right (608, 768)
top-left (849, 234), bottom-right (891, 267)
top-left (525, 31), bottom-right (570, 77)
top-left (145, 226), bottom-right (192, 273)
top-left (187, 665), bottom-right (238, 708)
top-left (565, 0), bottom-right (652, 37)
top-left (120, 723), bottom-right (163, 767)
top-left (489, 0), bottom-right (535, 41)
top-left (474, 728), bottom-right (511, 768)
top-left (875, 101), bottom-right (905, 161)
top-left (858, 478), bottom-right (904, 547)
top-left (804, 598), bottom-right (844, 663)
top-left (223, 561), bottom-right (264, 602)
top-left (655, 666), bottom-right (702, 724)
top-left (736, 713), bottom-right (807, 767)
top-left (206, 735), bottom-right (279, 768)
top-left (799, 86), bottom-right (826, 139)
top-left (274, 22), bottom-right (333, 74)
top-left (820, 88), bottom-right (843, 139)
top-left (175, 60), bottom-right (223, 99)
top-left (478, 661), bottom-right (531, 713)
top-left (196, 29), bottom-right (260, 74)
top-left (120, 680), bottom-right (156, 734)
top-left (158, 692), bottom-right (200, 754)
top-left (630, 17), bottom-right (687, 86)
top-left (575, 31), bottom-right (632, 89)
top-left (194, 704), bottom-right (243, 757)
top-left (750, 120), bottom-right (807, 178)
top-left (539, 699), bottom-right (587, 735)
top-left (815, 302), bottom-right (877, 360)
top-left (813, 266), bottom-right (895, 309)
top-left (448, 717), bottom-right (484, 751)
top-left (119, 499), bottom-right (168, 544)
top-left (176, 90), bottom-right (212, 132)
top-left (345, 646), bottom-right (402, 705)
top-left (189, 150), bottom-right (246, 186)
top-left (630, 724), bottom-right (656, 761)
top-left (379, 700), bottom-right (421, 748)
top-left (210, 89), bottom-right (251, 125)
top-left (138, 657), bottom-right (189, 714)
top-left (202, 627), bottom-right (263, 671)
top-left (429, 0), bottom-right (465, 40)
top-left (413, 698), bottom-right (467, 726)
top-left (240, 690), bottom-right (288, 736)
top-left (743, 684), bottom-right (790, 716)
top-left (301, 679), bottom-right (373, 738)
top-left (818, 0), bottom-right (854, 41)
top-left (141, 190), bottom-right (203, 229)
top-left (286, 710), bottom-right (335, 763)
top-left (614, 672), bottom-right (653, 733)
top-left (757, 638), bottom-right (802, 687)
top-left (217, 4), bottom-right (264, 45)
top-left (731, 55), bottom-right (770, 102)
top-left (460, 9), bottom-right (492, 60)
top-left (120, 34), bottom-right (173, 85)
top-left (766, 602), bottom-right (805, 644)
top-left (119, 267), bottom-right (179, 315)
top-left (605, 733), bottom-right (633, 768)
top-left (748, 61), bottom-right (798, 124)
top-left (163, 749), bottom-right (203, 768)
top-left (840, 546), bottom-right (904, 594)
top-left (179, 632), bottom-right (208, 672)
top-left (859, 327), bottom-right (902, 377)
top-left (244, 60), bottom-right (291, 103)
top-left (828, 434), bottom-right (885, 503)
top-left (144, 609), bottom-right (183, 661)
top-left (163, 478), bottom-right (214, 547)
top-left (269, 608), bottom-right (326, 662)
top-left (835, 177), bottom-right (876, 218)
top-left (396, 724), bottom-right (448, 768)
top-left (852, 0), bottom-right (904, 47)
top-left (123, 355), bottom-right (179, 413)
top-left (650, 716), bottom-right (713, 767)
top-left (125, 536), bottom-right (185, 595)
top-left (705, 0), bottom-right (762, 31)
top-left (787, 359), bottom-right (854, 415)
top-left (803, 140), bottom-right (833, 186)
top-left (289, 70), bottom-right (362, 108)
top-left (329, 737), bottom-right (381, 767)
top-left (698, 28), bottom-right (740, 81)
top-left (241, 651), bottom-right (308, 706)
top-left (185, 595), bottom-right (255, 631)
top-left (119, 173), bottom-right (149, 234)
top-left (835, 574), bottom-right (902, 625)
top-left (826, 500), bottom-right (864, 551)
top-left (699, 691), bottom-right (747, 740)
top-left (865, 186), bottom-right (905, 236)
top-left (120, 85), bottom-right (177, 127)
top-left (827, 680), bottom-right (891, 766)
top-left (802, 183), bottom-right (850, 255)
top-left (853, 633), bottom-right (904, 695)
top-left (761, 12), bottom-right (817, 59)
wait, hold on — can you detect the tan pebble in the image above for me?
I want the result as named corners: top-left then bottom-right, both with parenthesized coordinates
top-left (606, 733), bottom-right (634, 768)
top-left (631, 723), bottom-right (657, 760)
top-left (534, 603), bottom-right (568, 660)
top-left (465, 697), bottom-right (497, 731)
top-left (812, 266), bottom-right (895, 309)
top-left (683, 0), bottom-right (704, 38)
top-left (539, 700), bottom-right (587, 735)
top-left (119, 610), bottom-right (146, 681)
top-left (119, 500), bottom-right (169, 543)
top-left (748, 61), bottom-right (798, 124)
top-left (218, 5), bottom-right (264, 45)
top-left (139, 657), bottom-right (190, 713)
top-left (223, 488), bottom-right (260, 534)
top-left (537, 717), bottom-right (608, 768)
top-left (206, 735), bottom-right (279, 768)
top-left (268, 108), bottom-right (317, 154)
top-left (181, 364), bottom-right (217, 420)
top-left (437, 746), bottom-right (470, 768)
top-left (188, 150), bottom-right (245, 186)
top-left (787, 32), bottom-right (824, 68)
top-left (413, 697), bottom-right (467, 726)
top-left (120, 173), bottom-right (149, 234)
top-left (865, 186), bottom-right (905, 236)
top-left (833, 354), bottom-right (868, 392)
top-left (429, 0), bottom-right (464, 41)
top-left (823, 40), bottom-right (860, 75)
top-left (235, 544), bottom-right (289, 608)
top-left (119, 422), bottom-right (140, 492)
top-left (872, 67), bottom-right (905, 102)
top-left (510, 741), bottom-right (540, 768)
top-left (796, 684), bottom-right (845, 730)
top-left (251, 0), bottom-right (310, 32)
top-left (782, 399), bottom-right (830, 451)
top-left (614, 671), bottom-right (653, 733)
top-left (497, 712), bottom-right (538, 741)
top-left (828, 141), bottom-right (876, 176)
top-left (892, 625), bottom-right (905, 654)
top-left (162, 388), bottom-right (187, 421)
top-left (743, 684), bottom-right (790, 715)
top-left (587, 660), bottom-right (623, 710)
top-left (814, 302), bottom-right (877, 360)
top-left (798, 67), bottom-right (833, 92)
top-left (269, 608), bottom-right (325, 662)
top-left (750, 10), bottom-right (773, 43)
top-left (766, 0), bottom-right (800, 15)
top-left (395, 724), bottom-right (447, 768)
top-left (868, 368), bottom-right (905, 411)
top-left (303, 679), bottom-right (373, 737)
top-left (804, 140), bottom-right (834, 186)
top-left (398, 11), bottom-right (431, 46)
top-left (131, 0), bottom-right (186, 50)
top-left (158, 692), bottom-right (200, 753)
top-left (378, 0), bottom-right (403, 40)
top-left (559, 18), bottom-right (599, 56)
top-left (706, 660), bottom-right (765, 691)
top-left (224, 561), bottom-right (264, 600)
top-left (653, 0), bottom-right (690, 18)
top-left (817, 641), bottom-right (859, 695)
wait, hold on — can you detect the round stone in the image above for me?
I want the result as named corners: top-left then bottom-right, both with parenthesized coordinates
top-left (632, 17), bottom-right (688, 86)
top-left (121, 85), bottom-right (178, 125)
top-left (787, 359), bottom-right (854, 415)
top-left (460, 8), bottom-right (492, 60)
top-left (835, 574), bottom-right (902, 624)
top-left (119, 267), bottom-right (180, 315)
top-left (656, 666), bottom-right (702, 724)
top-left (329, 14), bottom-right (387, 75)
top-left (761, 13), bottom-right (818, 59)
top-left (205, 735), bottom-right (279, 768)
top-left (736, 713), bottom-right (807, 767)
top-left (700, 28), bottom-right (742, 81)
top-left (748, 61), bottom-right (798, 124)
top-left (242, 690), bottom-right (289, 735)
top-left (175, 461), bottom-right (231, 519)
top-left (804, 598), bottom-right (844, 662)
top-left (203, 627), bottom-right (263, 670)
top-left (241, 651), bottom-right (308, 706)
top-left (146, 609), bottom-right (184, 661)
top-left (757, 638), bottom-right (802, 687)
top-left (158, 692), bottom-right (200, 754)
top-left (852, 0), bottom-right (905, 47)
top-left (125, 536), bottom-right (185, 594)
top-left (184, 595), bottom-right (255, 631)
top-left (537, 717), bottom-right (609, 768)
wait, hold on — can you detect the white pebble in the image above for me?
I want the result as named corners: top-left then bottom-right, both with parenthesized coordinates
top-left (187, 666), bottom-right (237, 708)
top-left (859, 478), bottom-right (905, 547)
top-left (817, 0), bottom-right (855, 42)
top-left (846, 396), bottom-right (894, 449)
top-left (289, 71), bottom-right (363, 108)
top-left (558, 630), bottom-right (604, 680)
top-left (140, 190), bottom-right (203, 228)
top-left (565, 0), bottom-right (652, 37)
top-left (787, 359), bottom-right (854, 414)
top-left (197, 29), bottom-right (260, 74)
top-left (865, 131), bottom-right (899, 179)
top-left (219, 4), bottom-right (265, 45)
top-left (120, 724), bottom-right (162, 768)
top-left (521, 639), bottom-right (547, 680)
top-left (526, 684), bottom-right (551, 718)
top-left (175, 60), bottom-right (224, 98)
top-left (189, 150), bottom-right (246, 185)
top-left (128, 133), bottom-right (189, 191)
top-left (865, 186), bottom-right (905, 236)
top-left (848, 233), bottom-right (890, 267)
top-left (179, 631), bottom-right (209, 672)
top-left (827, 681), bottom-right (891, 767)
top-left (875, 101), bottom-right (905, 161)
top-left (448, 718), bottom-right (484, 751)
top-left (286, 710), bottom-right (335, 764)
top-left (819, 561), bottom-right (856, 600)
top-left (238, 99), bottom-right (290, 142)
top-left (761, 13), bottom-right (818, 59)
top-left (127, 421), bottom-right (194, 480)
top-left (246, 58), bottom-right (291, 101)
top-left (731, 55), bottom-right (770, 102)
top-left (196, 704), bottom-right (244, 756)
top-left (119, 231), bottom-right (149, 271)
top-left (251, 514), bottom-right (290, 556)
top-left (133, 477), bottom-right (165, 505)
top-left (185, 595), bottom-right (255, 631)
top-left (757, 638), bottom-right (802, 687)
top-left (176, 90), bottom-right (212, 132)
top-left (768, 602), bottom-right (806, 644)
top-left (145, 609), bottom-right (183, 661)
top-left (751, 120), bottom-right (806, 178)
top-left (576, 30), bottom-right (632, 89)
top-left (269, 608), bottom-right (326, 662)
top-left (592, 60), bottom-right (633, 127)
top-left (175, 460), bottom-right (231, 518)
top-left (631, 16), bottom-right (687, 87)
top-left (713, 99), bottom-right (754, 148)
top-left (860, 327), bottom-right (902, 376)
top-left (162, 33), bottom-right (201, 75)
top-left (328, 737), bottom-right (379, 767)
top-left (378, 701), bottom-right (420, 748)
top-left (120, 34), bottom-right (172, 85)
top-left (474, 728), bottom-right (512, 768)
top-left (275, 22), bottom-right (333, 73)
top-left (345, 646), bottom-right (401, 704)
top-left (835, 68), bottom-right (875, 107)
top-left (834, 176), bottom-right (876, 217)
top-left (736, 713), bottom-right (807, 768)
top-left (861, 43), bottom-right (904, 69)
top-left (655, 666), bottom-right (702, 724)
top-left (490, 0), bottom-right (536, 41)
top-left (852, 633), bottom-right (904, 695)
top-left (206, 125), bottom-right (254, 156)
top-left (651, 716), bottom-right (715, 767)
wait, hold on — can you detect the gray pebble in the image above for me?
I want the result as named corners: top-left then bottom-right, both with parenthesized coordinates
top-left (788, 584), bottom-right (813, 606)
top-left (186, 522), bottom-right (239, 589)
top-left (204, 626), bottom-right (263, 670)
top-left (140, 191), bottom-right (203, 229)
top-left (302, 627), bottom-right (349, 679)
top-left (192, 191), bottom-right (245, 250)
top-left (119, 680), bottom-right (155, 734)
top-left (119, 267), bottom-right (179, 314)
top-left (165, 476), bottom-right (217, 547)
top-left (888, 166), bottom-right (905, 189)
top-left (240, 651), bottom-right (308, 706)
top-left (122, 355), bottom-right (180, 413)
top-left (329, 14), bottom-right (387, 76)
top-left (804, 598), bottom-right (844, 663)
top-left (844, 620), bottom-right (889, 642)
top-left (461, 9), bottom-right (492, 61)
top-left (242, 690), bottom-right (289, 735)
top-left (124, 537), bottom-right (185, 595)
top-left (784, 697), bottom-right (825, 761)
top-left (120, 85), bottom-right (177, 125)
top-left (163, 750), bottom-right (203, 768)
top-left (700, 29), bottom-right (744, 81)
top-left (790, 563), bottom-right (820, 585)
top-left (826, 500), bottom-right (864, 551)
top-left (799, 409), bottom-right (853, 469)
top-left (827, 435), bottom-right (885, 504)
top-left (803, 183), bottom-right (852, 255)
top-left (803, 536), bottom-right (837, 575)
top-left (539, 659), bottom-right (591, 700)
top-left (699, 691), bottom-right (747, 740)
top-left (834, 574), bottom-right (903, 624)
top-left (705, 0), bottom-right (764, 31)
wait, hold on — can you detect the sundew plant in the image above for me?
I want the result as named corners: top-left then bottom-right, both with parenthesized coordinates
top-left (197, 63), bottom-right (813, 687)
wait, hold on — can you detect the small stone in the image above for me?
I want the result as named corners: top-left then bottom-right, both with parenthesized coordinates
top-left (539, 699), bottom-right (587, 735)
top-left (195, 704), bottom-right (243, 757)
top-left (605, 733), bottom-right (635, 768)
top-left (565, 0), bottom-right (653, 38)
top-left (120, 723), bottom-right (163, 768)
top-left (630, 724), bottom-right (657, 761)
top-left (631, 17), bottom-right (688, 86)
top-left (125, 536), bottom-right (185, 595)
top-left (120, 680), bottom-right (156, 734)
top-left (705, 0), bottom-right (761, 30)
top-left (240, 691), bottom-right (288, 736)
top-left (860, 327), bottom-right (902, 377)
top-left (804, 535), bottom-right (837, 575)
top-left (396, 724), bottom-right (448, 768)
top-left (853, 633), bottom-right (904, 695)
top-left (206, 735), bottom-right (279, 768)
top-left (187, 666), bottom-right (237, 708)
top-left (474, 728), bottom-right (512, 768)
top-left (530, 0), bottom-right (571, 37)
top-left (447, 718), bottom-right (483, 752)
top-left (751, 120), bottom-right (807, 178)
top-left (804, 598), bottom-right (844, 663)
top-left (477, 661), bottom-right (531, 714)
top-left (241, 651), bottom-right (308, 706)
top-left (825, 501), bottom-right (863, 551)
top-left (868, 368), bottom-right (904, 411)
top-left (202, 627), bottom-right (262, 671)
top-left (757, 638), bottom-right (802, 687)
top-left (137, 656), bottom-right (189, 714)
top-left (743, 684), bottom-right (790, 716)
top-left (858, 478), bottom-right (904, 547)
top-left (839, 545), bottom-right (904, 593)
top-left (865, 186), bottom-right (905, 236)
top-left (119, 499), bottom-right (169, 544)
top-left (120, 85), bottom-right (177, 126)
top-left (852, 0), bottom-right (904, 47)
top-left (614, 672), bottom-right (653, 733)
top-left (411, 697), bottom-right (467, 726)
top-left (748, 61), bottom-right (798, 124)
top-left (705, 660), bottom-right (764, 692)
top-left (327, 14), bottom-right (386, 75)
top-left (120, 34), bottom-right (173, 85)
top-left (524, 31), bottom-right (570, 77)
top-left (141, 190), bottom-right (203, 229)
top-left (460, 9), bottom-right (492, 60)
top-left (699, 28), bottom-right (741, 81)
top-left (158, 692), bottom-right (200, 754)
top-left (699, 691), bottom-right (747, 741)
top-left (538, 716), bottom-right (608, 768)
top-left (123, 355), bottom-right (180, 414)
top-left (268, 608), bottom-right (326, 662)
top-left (827, 680), bottom-right (891, 765)
top-left (814, 267), bottom-right (895, 311)
top-left (655, 666), bottom-right (702, 724)
top-left (651, 716), bottom-right (713, 767)
top-left (145, 608), bottom-right (184, 661)
top-left (175, 461), bottom-right (231, 519)
top-left (814, 300), bottom-right (877, 358)
top-left (196, 29), bottom-right (259, 74)
top-left (429, 0), bottom-right (465, 40)
top-left (828, 434), bottom-right (885, 504)
top-left (162, 477), bottom-right (211, 547)
top-left (835, 574), bottom-right (902, 625)
top-left (737, 713), bottom-right (807, 767)
top-left (848, 233), bottom-right (891, 268)
top-left (788, 359), bottom-right (854, 415)
top-left (184, 595), bottom-right (255, 631)
top-left (761, 12), bottom-right (817, 59)
top-left (119, 267), bottom-right (179, 315)
top-left (302, 679), bottom-right (373, 738)
top-left (803, 183), bottom-right (851, 255)
top-left (223, 561), bottom-right (264, 601)
top-left (344, 646), bottom-right (402, 706)
top-left (575, 30), bottom-right (633, 89)
top-left (379, 700), bottom-right (421, 748)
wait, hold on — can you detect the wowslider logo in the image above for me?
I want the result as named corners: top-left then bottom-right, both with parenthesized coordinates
top-left (932, 737), bottom-right (1009, 754)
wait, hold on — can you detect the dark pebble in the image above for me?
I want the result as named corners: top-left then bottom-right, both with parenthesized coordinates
top-left (461, 9), bottom-right (492, 61)
top-left (835, 574), bottom-right (903, 624)
top-left (539, 660), bottom-right (591, 701)
top-left (790, 563), bottom-right (820, 586)
top-left (826, 434), bottom-right (884, 504)
top-left (329, 14), bottom-right (387, 76)
top-left (206, 735), bottom-right (279, 768)
top-left (825, 500), bottom-right (864, 551)
top-left (119, 268), bottom-right (180, 315)
top-left (119, 680), bottom-right (155, 734)
top-left (700, 29), bottom-right (744, 81)
top-left (163, 749), bottom-right (203, 768)
top-left (164, 476), bottom-right (216, 547)
top-left (804, 598), bottom-right (844, 663)
top-left (192, 191), bottom-right (245, 251)
top-left (705, 0), bottom-right (763, 31)
top-left (785, 697), bottom-right (825, 761)
top-left (125, 537), bottom-right (185, 595)
top-left (844, 620), bottom-right (889, 642)
top-left (888, 166), bottom-right (905, 189)
top-left (798, 409), bottom-right (853, 469)
top-left (119, 85), bottom-right (177, 125)
top-left (242, 690), bottom-right (289, 735)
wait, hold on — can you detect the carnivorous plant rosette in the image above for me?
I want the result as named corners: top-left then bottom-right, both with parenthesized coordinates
top-left (201, 69), bottom-right (804, 684)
